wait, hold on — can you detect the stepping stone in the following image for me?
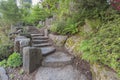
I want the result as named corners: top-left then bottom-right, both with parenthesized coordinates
top-left (32, 43), bottom-right (51, 47)
top-left (31, 34), bottom-right (44, 36)
top-left (35, 65), bottom-right (87, 80)
top-left (32, 36), bottom-right (48, 40)
top-left (32, 40), bottom-right (48, 44)
top-left (0, 67), bottom-right (8, 80)
top-left (42, 52), bottom-right (74, 67)
top-left (41, 46), bottom-right (56, 56)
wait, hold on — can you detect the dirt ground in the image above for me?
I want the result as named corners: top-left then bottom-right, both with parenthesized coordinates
top-left (72, 57), bottom-right (92, 80)
top-left (6, 67), bottom-right (36, 80)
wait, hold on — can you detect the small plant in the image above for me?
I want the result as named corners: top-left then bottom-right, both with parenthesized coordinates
top-left (37, 24), bottom-right (43, 28)
top-left (7, 52), bottom-right (22, 68)
top-left (19, 69), bottom-right (24, 75)
top-left (0, 59), bottom-right (7, 68)
top-left (9, 74), bottom-right (14, 79)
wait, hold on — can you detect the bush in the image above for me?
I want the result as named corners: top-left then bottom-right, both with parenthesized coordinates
top-left (0, 44), bottom-right (13, 60)
top-left (7, 52), bottom-right (22, 68)
top-left (23, 5), bottom-right (50, 26)
top-left (80, 19), bottom-right (120, 76)
top-left (50, 20), bottom-right (78, 35)
top-left (0, 59), bottom-right (7, 68)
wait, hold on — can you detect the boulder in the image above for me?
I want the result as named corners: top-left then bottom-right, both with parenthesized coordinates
top-left (65, 34), bottom-right (83, 56)
top-left (0, 67), bottom-right (8, 80)
top-left (19, 38), bottom-right (31, 54)
top-left (14, 36), bottom-right (26, 52)
top-left (23, 47), bottom-right (42, 73)
top-left (14, 36), bottom-right (31, 54)
top-left (42, 52), bottom-right (73, 67)
top-left (91, 63), bottom-right (120, 80)
top-left (49, 34), bottom-right (68, 47)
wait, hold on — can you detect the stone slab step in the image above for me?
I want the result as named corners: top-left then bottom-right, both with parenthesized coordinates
top-left (32, 43), bottom-right (51, 47)
top-left (31, 34), bottom-right (44, 36)
top-left (42, 52), bottom-right (74, 67)
top-left (32, 40), bottom-right (48, 44)
top-left (32, 36), bottom-right (48, 40)
top-left (41, 46), bottom-right (56, 56)
top-left (35, 65), bottom-right (87, 80)
top-left (0, 67), bottom-right (8, 80)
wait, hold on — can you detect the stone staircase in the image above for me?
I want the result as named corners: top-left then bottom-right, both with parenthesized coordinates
top-left (31, 34), bottom-right (55, 56)
top-left (29, 32), bottom-right (88, 80)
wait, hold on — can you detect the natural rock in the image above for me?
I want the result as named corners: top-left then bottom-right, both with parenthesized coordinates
top-left (23, 47), bottom-right (42, 73)
top-left (32, 43), bottom-right (51, 47)
top-left (32, 40), bottom-right (48, 44)
top-left (91, 63), bottom-right (120, 80)
top-left (31, 34), bottom-right (44, 36)
top-left (32, 36), bottom-right (48, 40)
top-left (49, 34), bottom-right (68, 47)
top-left (19, 38), bottom-right (31, 54)
top-left (0, 67), bottom-right (8, 80)
top-left (65, 34), bottom-right (83, 56)
top-left (14, 36), bottom-right (31, 54)
top-left (14, 40), bottom-right (20, 52)
top-left (42, 52), bottom-right (73, 67)
top-left (14, 36), bottom-right (26, 52)
top-left (41, 46), bottom-right (56, 56)
top-left (20, 34), bottom-right (31, 39)
top-left (35, 65), bottom-right (88, 80)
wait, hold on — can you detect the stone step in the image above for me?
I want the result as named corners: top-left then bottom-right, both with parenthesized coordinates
top-left (32, 40), bottom-right (48, 44)
top-left (42, 52), bottom-right (74, 67)
top-left (35, 65), bottom-right (87, 80)
top-left (32, 43), bottom-right (51, 47)
top-left (31, 34), bottom-right (44, 36)
top-left (41, 46), bottom-right (56, 56)
top-left (32, 36), bottom-right (48, 40)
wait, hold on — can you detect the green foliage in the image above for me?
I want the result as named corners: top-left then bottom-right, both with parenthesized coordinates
top-left (49, 0), bottom-right (79, 35)
top-left (0, 0), bottom-right (21, 24)
top-left (20, 2), bottom-right (31, 22)
top-left (7, 52), bottom-right (22, 68)
top-left (42, 0), bottom-right (59, 15)
top-left (0, 59), bottom-right (7, 68)
top-left (85, 19), bottom-right (101, 31)
top-left (0, 44), bottom-right (13, 60)
top-left (23, 5), bottom-right (50, 25)
top-left (37, 24), bottom-right (43, 28)
top-left (80, 19), bottom-right (120, 76)
top-left (50, 19), bottom-right (78, 35)
top-left (0, 26), bottom-right (14, 60)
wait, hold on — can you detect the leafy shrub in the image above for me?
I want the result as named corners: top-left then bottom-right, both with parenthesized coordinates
top-left (0, 59), bottom-right (7, 68)
top-left (50, 24), bottom-right (57, 34)
top-left (50, 20), bottom-right (78, 35)
top-left (7, 52), bottom-right (22, 68)
top-left (0, 44), bottom-right (13, 60)
top-left (80, 19), bottom-right (120, 76)
top-left (23, 5), bottom-right (50, 26)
